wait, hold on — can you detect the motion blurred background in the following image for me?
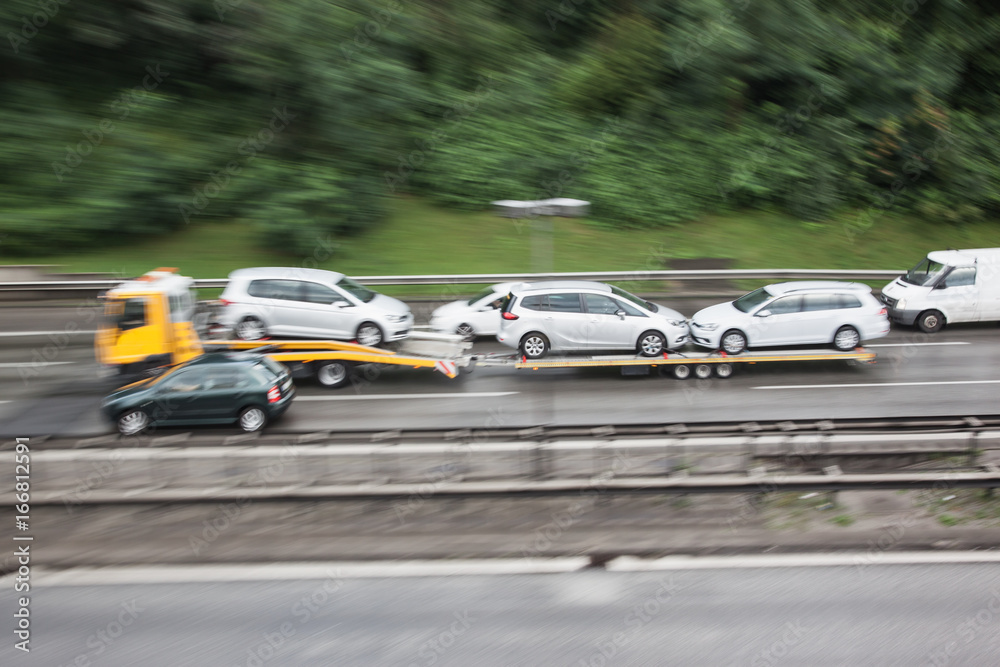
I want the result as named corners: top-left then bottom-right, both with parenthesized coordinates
top-left (1, 0), bottom-right (999, 271)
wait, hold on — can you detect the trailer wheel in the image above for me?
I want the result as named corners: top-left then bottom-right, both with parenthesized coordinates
top-left (715, 363), bottom-right (734, 378)
top-left (721, 330), bottom-right (747, 355)
top-left (315, 360), bottom-right (352, 389)
top-left (520, 333), bottom-right (549, 359)
top-left (917, 310), bottom-right (944, 333)
top-left (694, 364), bottom-right (713, 379)
top-left (673, 364), bottom-right (691, 380)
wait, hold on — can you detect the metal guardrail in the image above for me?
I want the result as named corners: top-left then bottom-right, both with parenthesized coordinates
top-left (0, 269), bottom-right (903, 293)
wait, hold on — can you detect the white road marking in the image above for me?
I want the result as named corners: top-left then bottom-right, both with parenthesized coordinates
top-left (0, 330), bottom-right (96, 337)
top-left (866, 342), bottom-right (970, 347)
top-left (295, 392), bottom-right (518, 401)
top-left (608, 552), bottom-right (1000, 571)
top-left (0, 361), bottom-right (75, 368)
top-left (21, 558), bottom-right (591, 587)
top-left (755, 380), bottom-right (1000, 390)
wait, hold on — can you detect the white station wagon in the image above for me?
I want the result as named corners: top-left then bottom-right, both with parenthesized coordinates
top-left (689, 281), bottom-right (890, 354)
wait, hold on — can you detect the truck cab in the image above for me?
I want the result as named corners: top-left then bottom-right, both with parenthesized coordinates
top-left (881, 248), bottom-right (1000, 332)
top-left (96, 268), bottom-right (204, 375)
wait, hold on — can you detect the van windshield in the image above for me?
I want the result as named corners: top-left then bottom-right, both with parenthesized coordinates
top-left (336, 276), bottom-right (376, 303)
top-left (733, 288), bottom-right (773, 313)
top-left (902, 258), bottom-right (948, 286)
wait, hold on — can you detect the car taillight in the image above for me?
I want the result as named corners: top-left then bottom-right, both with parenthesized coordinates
top-left (267, 385), bottom-right (281, 403)
top-left (502, 311), bottom-right (519, 320)
top-left (878, 307), bottom-right (887, 316)
top-left (219, 299), bottom-right (232, 307)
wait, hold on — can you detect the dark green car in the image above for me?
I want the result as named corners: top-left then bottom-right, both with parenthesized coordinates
top-left (101, 352), bottom-right (295, 436)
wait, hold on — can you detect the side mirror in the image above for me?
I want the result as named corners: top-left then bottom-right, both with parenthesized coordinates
top-left (332, 300), bottom-right (350, 307)
top-left (933, 282), bottom-right (948, 290)
top-left (615, 309), bottom-right (626, 320)
top-left (756, 309), bottom-right (772, 318)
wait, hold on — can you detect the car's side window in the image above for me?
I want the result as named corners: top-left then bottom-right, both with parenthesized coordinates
top-left (612, 299), bottom-right (645, 317)
top-left (766, 296), bottom-right (803, 315)
top-left (943, 267), bottom-right (976, 288)
top-left (802, 294), bottom-right (839, 312)
top-left (520, 295), bottom-right (548, 311)
top-left (204, 370), bottom-right (241, 390)
top-left (248, 279), bottom-right (300, 301)
top-left (160, 369), bottom-right (206, 393)
top-left (301, 281), bottom-right (341, 305)
top-left (838, 294), bottom-right (862, 309)
top-left (584, 294), bottom-right (620, 315)
top-left (548, 293), bottom-right (584, 313)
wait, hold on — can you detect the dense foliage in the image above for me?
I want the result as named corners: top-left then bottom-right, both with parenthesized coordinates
top-left (2, 0), bottom-right (999, 256)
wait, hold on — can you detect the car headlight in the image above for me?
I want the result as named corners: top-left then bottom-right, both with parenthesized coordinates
top-left (694, 322), bottom-right (718, 331)
top-left (895, 299), bottom-right (907, 310)
top-left (387, 314), bottom-right (408, 323)
top-left (667, 319), bottom-right (687, 327)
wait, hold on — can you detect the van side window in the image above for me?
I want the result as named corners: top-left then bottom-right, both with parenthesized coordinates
top-left (943, 267), bottom-right (976, 288)
top-left (547, 293), bottom-right (584, 313)
top-left (766, 296), bottom-right (802, 315)
top-left (802, 294), bottom-right (839, 312)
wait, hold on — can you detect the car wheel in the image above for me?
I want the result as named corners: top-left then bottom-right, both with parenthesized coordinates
top-left (455, 323), bottom-right (475, 340)
top-left (238, 406), bottom-right (267, 433)
top-left (356, 322), bottom-right (384, 347)
top-left (520, 333), bottom-right (549, 359)
top-left (833, 325), bottom-right (861, 351)
top-left (236, 316), bottom-right (267, 341)
top-left (315, 360), bottom-right (352, 389)
top-left (637, 331), bottom-right (666, 357)
top-left (117, 409), bottom-right (150, 436)
top-left (720, 330), bottom-right (748, 355)
top-left (917, 310), bottom-right (944, 333)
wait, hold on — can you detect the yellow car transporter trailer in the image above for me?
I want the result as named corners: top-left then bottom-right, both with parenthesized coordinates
top-left (473, 348), bottom-right (877, 380)
top-left (96, 268), bottom-right (470, 388)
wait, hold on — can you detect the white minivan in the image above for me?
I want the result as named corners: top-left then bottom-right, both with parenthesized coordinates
top-left (881, 248), bottom-right (1000, 332)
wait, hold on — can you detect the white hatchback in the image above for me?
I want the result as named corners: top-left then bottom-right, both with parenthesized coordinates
top-left (429, 282), bottom-right (529, 339)
top-left (218, 267), bottom-right (413, 346)
top-left (689, 281), bottom-right (890, 354)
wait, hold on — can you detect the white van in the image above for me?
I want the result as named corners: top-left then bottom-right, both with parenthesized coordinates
top-left (881, 248), bottom-right (1000, 332)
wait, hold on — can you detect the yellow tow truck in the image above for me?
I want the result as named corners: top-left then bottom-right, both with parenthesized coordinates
top-left (96, 268), bottom-right (471, 388)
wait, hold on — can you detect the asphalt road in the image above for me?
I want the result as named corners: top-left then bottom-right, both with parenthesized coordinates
top-left (1, 304), bottom-right (999, 437)
top-left (1, 561), bottom-right (998, 666)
